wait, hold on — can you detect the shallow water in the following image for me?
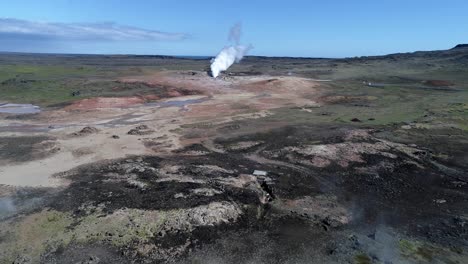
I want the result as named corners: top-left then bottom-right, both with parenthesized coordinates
top-left (0, 103), bottom-right (41, 114)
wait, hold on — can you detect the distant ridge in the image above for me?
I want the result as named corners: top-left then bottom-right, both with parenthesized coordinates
top-left (452, 44), bottom-right (468, 49)
top-left (1, 44), bottom-right (467, 60)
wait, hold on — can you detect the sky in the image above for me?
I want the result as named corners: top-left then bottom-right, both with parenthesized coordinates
top-left (0, 0), bottom-right (467, 57)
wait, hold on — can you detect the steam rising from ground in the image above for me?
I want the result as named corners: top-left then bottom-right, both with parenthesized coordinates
top-left (228, 23), bottom-right (242, 45)
top-left (0, 197), bottom-right (15, 219)
top-left (210, 23), bottom-right (252, 78)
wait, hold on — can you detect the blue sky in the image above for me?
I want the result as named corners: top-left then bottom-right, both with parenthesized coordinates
top-left (0, 0), bottom-right (467, 57)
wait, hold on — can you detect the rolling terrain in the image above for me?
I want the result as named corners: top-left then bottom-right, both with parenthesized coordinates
top-left (0, 45), bottom-right (468, 263)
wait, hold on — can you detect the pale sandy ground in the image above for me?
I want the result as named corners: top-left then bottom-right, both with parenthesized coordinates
top-left (0, 72), bottom-right (321, 187)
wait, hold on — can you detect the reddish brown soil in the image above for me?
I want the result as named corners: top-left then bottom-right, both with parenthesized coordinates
top-left (65, 97), bottom-right (145, 110)
top-left (242, 80), bottom-right (280, 93)
top-left (64, 91), bottom-right (198, 110)
top-left (424, 80), bottom-right (454, 87)
top-left (249, 79), bottom-right (279, 86)
top-left (120, 72), bottom-right (217, 94)
top-left (142, 94), bottom-right (161, 101)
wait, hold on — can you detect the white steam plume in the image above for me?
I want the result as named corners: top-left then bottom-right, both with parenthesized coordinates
top-left (228, 23), bottom-right (242, 45)
top-left (210, 23), bottom-right (252, 78)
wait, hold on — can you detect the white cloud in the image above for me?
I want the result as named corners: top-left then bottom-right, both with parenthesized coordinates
top-left (0, 18), bottom-right (188, 41)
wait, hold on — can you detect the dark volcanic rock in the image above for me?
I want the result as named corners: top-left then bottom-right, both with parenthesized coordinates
top-left (71, 126), bottom-right (99, 136)
top-left (79, 126), bottom-right (99, 134)
top-left (127, 124), bottom-right (154, 135)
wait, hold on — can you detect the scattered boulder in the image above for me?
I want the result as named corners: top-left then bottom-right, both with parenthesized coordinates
top-left (127, 124), bottom-right (154, 135)
top-left (80, 127), bottom-right (99, 134)
top-left (351, 118), bottom-right (362, 122)
top-left (111, 135), bottom-right (120, 139)
top-left (71, 126), bottom-right (99, 137)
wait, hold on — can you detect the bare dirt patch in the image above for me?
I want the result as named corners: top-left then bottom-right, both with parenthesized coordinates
top-left (65, 97), bottom-right (145, 110)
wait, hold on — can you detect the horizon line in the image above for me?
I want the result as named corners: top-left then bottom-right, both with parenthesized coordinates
top-left (0, 44), bottom-right (464, 60)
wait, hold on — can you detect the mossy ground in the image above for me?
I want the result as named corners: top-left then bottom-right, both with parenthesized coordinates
top-left (0, 207), bottom-right (183, 262)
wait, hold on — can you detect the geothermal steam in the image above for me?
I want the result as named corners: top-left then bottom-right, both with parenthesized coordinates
top-left (210, 23), bottom-right (252, 78)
